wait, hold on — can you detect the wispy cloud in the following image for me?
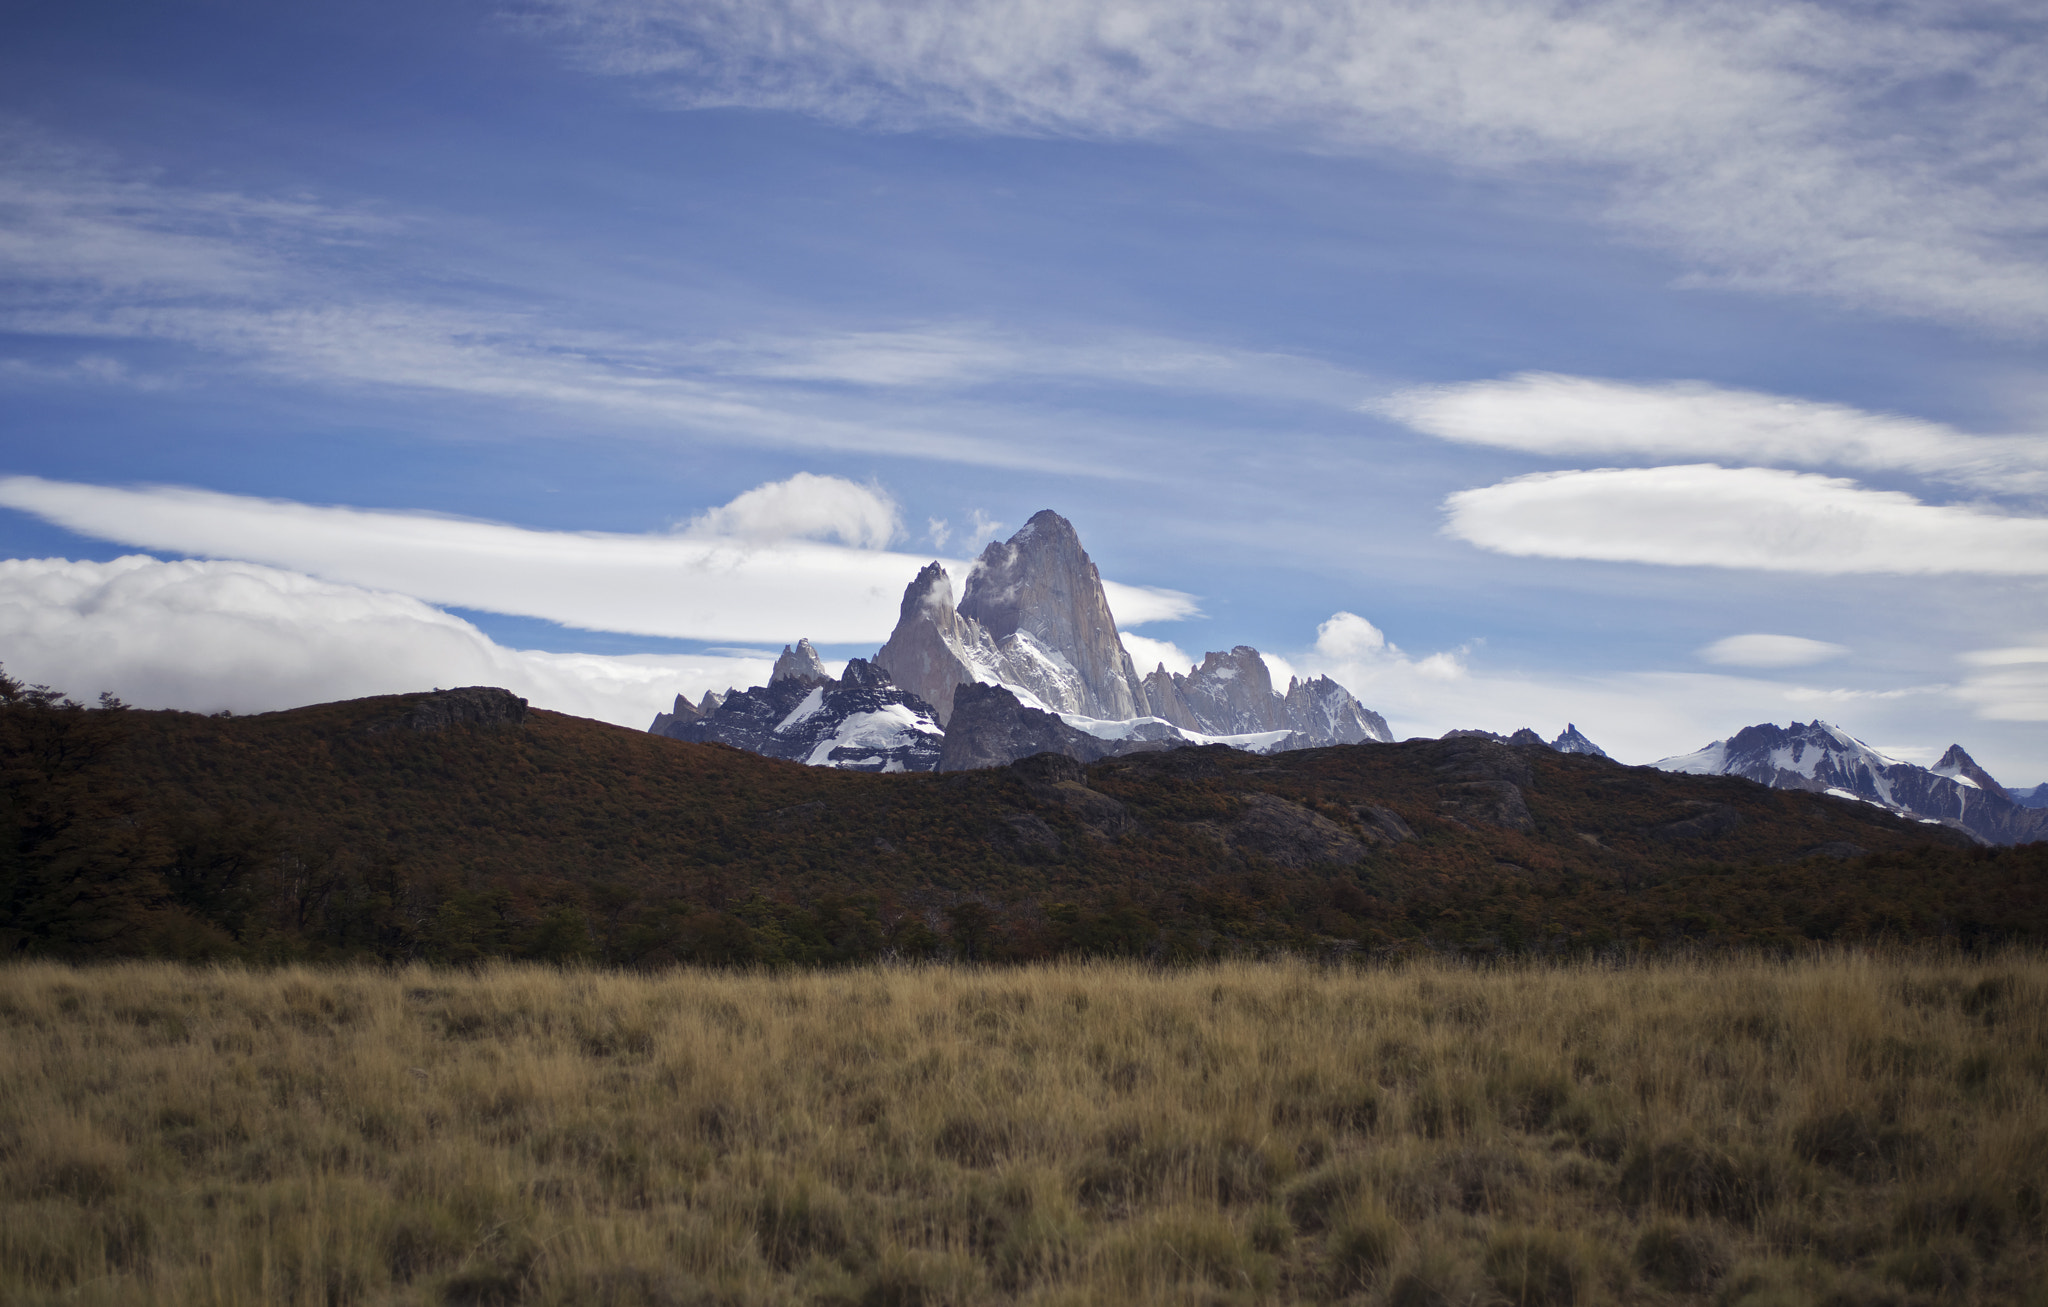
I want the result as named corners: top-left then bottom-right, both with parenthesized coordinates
top-left (1443, 465), bottom-right (2048, 575)
top-left (527, 0), bottom-right (2048, 333)
top-left (1379, 373), bottom-right (2048, 497)
top-left (1957, 640), bottom-right (2048, 723)
top-left (0, 555), bottom-right (769, 728)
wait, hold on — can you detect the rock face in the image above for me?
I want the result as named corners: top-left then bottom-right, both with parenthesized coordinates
top-left (771, 639), bottom-right (832, 687)
top-left (660, 656), bottom-right (944, 772)
top-left (875, 513), bottom-right (1152, 725)
top-left (957, 511), bottom-right (1150, 720)
top-left (2010, 783), bottom-right (2048, 809)
top-left (1142, 646), bottom-right (1392, 745)
top-left (1655, 721), bottom-right (2048, 846)
top-left (938, 682), bottom-right (1170, 773)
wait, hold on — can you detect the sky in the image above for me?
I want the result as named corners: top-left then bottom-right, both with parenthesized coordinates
top-left (2, 0), bottom-right (2045, 783)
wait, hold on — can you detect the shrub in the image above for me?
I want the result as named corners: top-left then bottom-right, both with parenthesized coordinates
top-left (1632, 1221), bottom-right (1728, 1292)
top-left (1484, 1228), bottom-right (1593, 1307)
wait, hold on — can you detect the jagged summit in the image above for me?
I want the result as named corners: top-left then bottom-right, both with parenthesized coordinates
top-left (1931, 743), bottom-right (2004, 794)
top-left (771, 639), bottom-right (832, 686)
top-left (1655, 720), bottom-right (2046, 846)
top-left (657, 509), bottom-right (1398, 771)
top-left (1552, 724), bottom-right (1608, 757)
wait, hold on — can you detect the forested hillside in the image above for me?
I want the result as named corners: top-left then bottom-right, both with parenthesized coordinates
top-left (2, 679), bottom-right (2037, 965)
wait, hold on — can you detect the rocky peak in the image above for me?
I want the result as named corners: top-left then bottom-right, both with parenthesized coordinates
top-left (1932, 744), bottom-right (2004, 794)
top-left (1551, 724), bottom-right (1608, 757)
top-left (957, 511), bottom-right (1147, 721)
top-left (771, 639), bottom-right (832, 686)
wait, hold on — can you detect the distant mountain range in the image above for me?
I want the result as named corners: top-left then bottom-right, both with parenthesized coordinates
top-left (644, 510), bottom-right (2040, 847)
top-left (653, 511), bottom-right (1390, 772)
top-left (1655, 720), bottom-right (2048, 847)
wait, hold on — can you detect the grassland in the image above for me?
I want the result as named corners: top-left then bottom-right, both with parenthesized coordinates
top-left (1, 953), bottom-right (2043, 1306)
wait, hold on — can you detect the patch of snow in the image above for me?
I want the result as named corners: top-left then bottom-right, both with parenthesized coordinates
top-left (801, 704), bottom-right (942, 767)
top-left (1653, 741), bottom-right (1728, 774)
top-left (776, 686), bottom-right (827, 732)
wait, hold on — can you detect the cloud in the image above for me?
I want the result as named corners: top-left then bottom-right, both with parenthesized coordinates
top-left (0, 473), bottom-right (940, 643)
top-left (1378, 373), bottom-right (2048, 496)
top-left (1101, 579), bottom-right (1201, 627)
top-left (1700, 633), bottom-right (1850, 668)
top-left (1443, 465), bottom-right (2048, 574)
top-left (682, 472), bottom-right (900, 548)
top-left (1957, 640), bottom-right (2048, 723)
top-left (0, 472), bottom-right (1191, 642)
top-left (1294, 608), bottom-right (1969, 763)
top-left (530, 0), bottom-right (2048, 332)
top-left (1119, 631), bottom-right (1192, 676)
top-left (0, 555), bottom-right (768, 728)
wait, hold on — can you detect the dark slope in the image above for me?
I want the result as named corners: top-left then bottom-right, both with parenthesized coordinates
top-left (7, 688), bottom-right (2039, 964)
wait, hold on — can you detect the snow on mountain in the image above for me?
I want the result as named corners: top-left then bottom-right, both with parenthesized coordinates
top-left (2010, 783), bottom-right (2048, 809)
top-left (652, 656), bottom-right (942, 772)
top-left (1653, 721), bottom-right (2047, 846)
top-left (1442, 724), bottom-right (1612, 758)
top-left (662, 508), bottom-right (1396, 771)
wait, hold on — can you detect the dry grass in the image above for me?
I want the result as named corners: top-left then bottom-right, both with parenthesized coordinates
top-left (0, 953), bottom-right (2043, 1306)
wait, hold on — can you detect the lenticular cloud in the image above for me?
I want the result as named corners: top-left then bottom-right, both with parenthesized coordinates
top-left (1443, 465), bottom-right (2048, 575)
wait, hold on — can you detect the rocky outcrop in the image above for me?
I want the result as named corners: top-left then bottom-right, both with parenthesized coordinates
top-left (1657, 721), bottom-right (2048, 846)
top-left (374, 687), bottom-right (528, 734)
top-left (938, 682), bottom-right (1169, 772)
top-left (771, 639), bottom-right (832, 687)
top-left (1432, 736), bottom-right (1536, 832)
top-left (662, 658), bottom-right (944, 772)
top-left (1142, 646), bottom-right (1392, 746)
top-left (1443, 724), bottom-right (1610, 758)
top-left (873, 563), bottom-right (986, 725)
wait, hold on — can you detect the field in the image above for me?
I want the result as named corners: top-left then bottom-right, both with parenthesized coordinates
top-left (1, 954), bottom-right (2043, 1306)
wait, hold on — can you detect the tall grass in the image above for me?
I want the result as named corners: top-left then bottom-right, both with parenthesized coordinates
top-left (1, 953), bottom-right (2042, 1305)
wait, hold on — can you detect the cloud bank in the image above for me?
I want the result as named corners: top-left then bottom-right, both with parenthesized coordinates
top-left (532, 0), bottom-right (2048, 332)
top-left (1443, 465), bottom-right (2048, 574)
top-left (0, 473), bottom-right (1195, 641)
top-left (0, 556), bottom-right (769, 728)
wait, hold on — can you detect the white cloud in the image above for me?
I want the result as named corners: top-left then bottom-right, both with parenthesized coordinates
top-left (1700, 633), bottom-right (1850, 668)
top-left (0, 473), bottom-right (1190, 643)
top-left (1314, 611), bottom-right (1391, 660)
top-left (682, 471), bottom-right (900, 548)
top-left (532, 0), bottom-right (2048, 332)
top-left (1119, 631), bottom-right (1192, 676)
top-left (0, 555), bottom-right (767, 728)
top-left (0, 473), bottom-right (940, 643)
top-left (1101, 579), bottom-right (1201, 627)
top-left (1443, 465), bottom-right (2048, 574)
top-left (1957, 640), bottom-right (2048, 723)
top-left (1378, 373), bottom-right (2048, 496)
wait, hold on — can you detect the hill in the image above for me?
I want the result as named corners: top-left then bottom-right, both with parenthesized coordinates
top-left (3, 683), bottom-right (2039, 965)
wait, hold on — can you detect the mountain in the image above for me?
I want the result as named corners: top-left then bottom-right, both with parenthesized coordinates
top-left (1654, 721), bottom-right (2048, 846)
top-left (679, 510), bottom-right (1398, 771)
top-left (874, 513), bottom-right (1148, 724)
top-left (2010, 783), bottom-right (2048, 809)
top-left (653, 654), bottom-right (943, 773)
top-left (21, 684), bottom-right (2032, 965)
top-left (1442, 724), bottom-right (1610, 758)
top-left (1141, 646), bottom-right (1392, 745)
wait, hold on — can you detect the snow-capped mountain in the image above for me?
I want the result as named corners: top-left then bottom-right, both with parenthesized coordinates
top-left (655, 510), bottom-right (1397, 772)
top-left (1141, 645), bottom-right (1392, 746)
top-left (1655, 721), bottom-right (2046, 846)
top-left (652, 650), bottom-right (943, 772)
top-left (874, 513), bottom-right (1149, 724)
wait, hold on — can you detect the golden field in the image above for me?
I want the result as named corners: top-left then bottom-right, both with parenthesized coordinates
top-left (0, 954), bottom-right (2042, 1306)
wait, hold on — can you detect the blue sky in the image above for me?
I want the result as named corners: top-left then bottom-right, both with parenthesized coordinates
top-left (3, 0), bottom-right (2046, 781)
